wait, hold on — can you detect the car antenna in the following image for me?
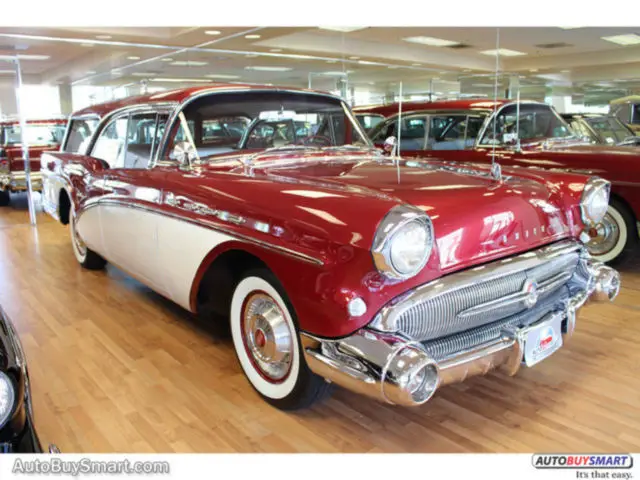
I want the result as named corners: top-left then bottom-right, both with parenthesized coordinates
top-left (396, 81), bottom-right (403, 184)
top-left (490, 28), bottom-right (502, 182)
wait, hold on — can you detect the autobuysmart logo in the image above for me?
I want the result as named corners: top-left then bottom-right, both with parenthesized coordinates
top-left (532, 454), bottom-right (633, 469)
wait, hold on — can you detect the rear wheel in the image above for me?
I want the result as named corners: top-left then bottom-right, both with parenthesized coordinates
top-left (70, 204), bottom-right (106, 270)
top-left (229, 269), bottom-right (331, 410)
top-left (0, 190), bottom-right (10, 207)
top-left (586, 198), bottom-right (637, 264)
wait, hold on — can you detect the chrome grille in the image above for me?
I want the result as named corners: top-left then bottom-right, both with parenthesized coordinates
top-left (396, 248), bottom-right (580, 342)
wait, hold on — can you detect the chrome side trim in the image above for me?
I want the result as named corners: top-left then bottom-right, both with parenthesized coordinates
top-left (77, 197), bottom-right (324, 266)
top-left (370, 239), bottom-right (585, 333)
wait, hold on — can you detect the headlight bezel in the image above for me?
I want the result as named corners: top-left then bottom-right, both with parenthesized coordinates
top-left (372, 205), bottom-right (434, 280)
top-left (580, 177), bottom-right (611, 227)
top-left (0, 371), bottom-right (16, 429)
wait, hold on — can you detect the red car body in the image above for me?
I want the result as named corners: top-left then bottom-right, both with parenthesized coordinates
top-left (0, 118), bottom-right (66, 200)
top-left (40, 85), bottom-right (619, 409)
top-left (358, 99), bottom-right (640, 263)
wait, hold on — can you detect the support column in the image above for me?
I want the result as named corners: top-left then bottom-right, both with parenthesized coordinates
top-left (58, 83), bottom-right (73, 115)
top-left (506, 74), bottom-right (520, 99)
top-left (0, 79), bottom-right (18, 116)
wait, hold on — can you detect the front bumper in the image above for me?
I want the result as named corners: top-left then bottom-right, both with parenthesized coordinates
top-left (0, 171), bottom-right (42, 192)
top-left (303, 257), bottom-right (620, 407)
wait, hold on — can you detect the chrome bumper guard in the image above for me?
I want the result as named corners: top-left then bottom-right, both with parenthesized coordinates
top-left (303, 256), bottom-right (620, 407)
top-left (0, 171), bottom-right (43, 192)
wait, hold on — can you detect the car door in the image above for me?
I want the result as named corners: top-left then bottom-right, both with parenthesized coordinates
top-left (90, 110), bottom-right (170, 291)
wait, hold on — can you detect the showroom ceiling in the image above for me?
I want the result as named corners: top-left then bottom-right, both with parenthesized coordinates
top-left (0, 26), bottom-right (638, 100)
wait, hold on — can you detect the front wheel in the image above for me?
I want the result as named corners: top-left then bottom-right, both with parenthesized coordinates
top-left (586, 199), bottom-right (638, 264)
top-left (70, 204), bottom-right (106, 270)
top-left (230, 269), bottom-right (331, 410)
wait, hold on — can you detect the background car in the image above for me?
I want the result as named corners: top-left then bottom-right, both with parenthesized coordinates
top-left (609, 95), bottom-right (640, 134)
top-left (0, 306), bottom-right (57, 453)
top-left (0, 117), bottom-right (66, 206)
top-left (561, 113), bottom-right (640, 147)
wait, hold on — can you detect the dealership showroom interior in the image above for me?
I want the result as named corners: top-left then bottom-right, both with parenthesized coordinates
top-left (0, 9), bottom-right (639, 459)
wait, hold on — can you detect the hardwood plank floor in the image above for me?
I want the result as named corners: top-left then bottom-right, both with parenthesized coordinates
top-left (1, 193), bottom-right (639, 453)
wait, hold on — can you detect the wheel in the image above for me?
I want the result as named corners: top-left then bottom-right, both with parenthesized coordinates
top-left (586, 198), bottom-right (638, 264)
top-left (69, 204), bottom-right (106, 270)
top-left (230, 268), bottom-right (332, 410)
top-left (0, 190), bottom-right (10, 207)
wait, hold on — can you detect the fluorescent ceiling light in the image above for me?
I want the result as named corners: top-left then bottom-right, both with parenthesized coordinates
top-left (127, 56), bottom-right (141, 60)
top-left (479, 48), bottom-right (527, 56)
top-left (411, 63), bottom-right (422, 66)
top-left (80, 42), bottom-right (96, 47)
top-left (319, 26), bottom-right (367, 33)
top-left (204, 30), bottom-right (221, 35)
top-left (131, 72), bottom-right (157, 77)
top-left (16, 54), bottom-right (50, 60)
top-left (349, 56), bottom-right (360, 60)
top-left (387, 65), bottom-right (399, 69)
top-left (85, 70), bottom-right (97, 74)
top-left (321, 71), bottom-right (348, 76)
top-left (270, 48), bottom-right (282, 52)
top-left (245, 34), bottom-right (261, 39)
top-left (161, 58), bottom-right (173, 62)
top-left (601, 34), bottom-right (640, 46)
top-left (169, 60), bottom-right (208, 66)
top-left (326, 59), bottom-right (337, 63)
top-left (358, 60), bottom-right (378, 65)
top-left (0, 70), bottom-right (15, 74)
top-left (151, 78), bottom-right (212, 83)
top-left (559, 27), bottom-right (583, 29)
top-left (205, 74), bottom-right (240, 79)
top-left (244, 66), bottom-right (292, 71)
top-left (245, 54), bottom-right (259, 58)
top-left (95, 35), bottom-right (112, 39)
top-left (403, 36), bottom-right (460, 47)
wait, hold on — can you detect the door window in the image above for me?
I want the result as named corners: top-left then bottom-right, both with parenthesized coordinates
top-left (371, 116), bottom-right (427, 151)
top-left (124, 113), bottom-right (161, 169)
top-left (64, 118), bottom-right (100, 154)
top-left (427, 115), bottom-right (484, 150)
top-left (92, 117), bottom-right (128, 168)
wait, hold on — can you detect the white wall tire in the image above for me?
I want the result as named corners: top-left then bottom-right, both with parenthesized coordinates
top-left (587, 200), bottom-right (636, 265)
top-left (230, 269), bottom-right (331, 409)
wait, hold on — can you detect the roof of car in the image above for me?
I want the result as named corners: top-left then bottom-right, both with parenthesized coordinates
top-left (71, 84), bottom-right (336, 119)
top-left (352, 98), bottom-right (513, 117)
top-left (0, 117), bottom-right (67, 126)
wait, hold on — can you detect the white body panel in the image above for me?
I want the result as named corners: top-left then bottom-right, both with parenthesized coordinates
top-left (78, 203), bottom-right (234, 312)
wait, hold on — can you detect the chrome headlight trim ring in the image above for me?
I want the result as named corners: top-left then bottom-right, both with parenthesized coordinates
top-left (580, 177), bottom-right (611, 227)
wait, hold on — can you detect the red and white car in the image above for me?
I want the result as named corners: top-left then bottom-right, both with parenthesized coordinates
top-left (41, 85), bottom-right (620, 410)
top-left (0, 118), bottom-right (66, 205)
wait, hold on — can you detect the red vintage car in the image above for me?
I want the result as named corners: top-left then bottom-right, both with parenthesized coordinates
top-left (357, 99), bottom-right (640, 264)
top-left (40, 85), bottom-right (619, 410)
top-left (0, 118), bottom-right (66, 206)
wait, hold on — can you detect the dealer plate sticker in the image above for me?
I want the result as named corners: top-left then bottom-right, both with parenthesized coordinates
top-left (524, 315), bottom-right (563, 367)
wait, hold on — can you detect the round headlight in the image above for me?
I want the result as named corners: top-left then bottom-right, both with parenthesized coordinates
top-left (581, 177), bottom-right (610, 226)
top-left (372, 205), bottom-right (434, 280)
top-left (390, 220), bottom-right (430, 275)
top-left (0, 371), bottom-right (15, 428)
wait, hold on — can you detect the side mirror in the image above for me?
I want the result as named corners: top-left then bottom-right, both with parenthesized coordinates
top-left (173, 141), bottom-right (197, 171)
top-left (383, 136), bottom-right (397, 156)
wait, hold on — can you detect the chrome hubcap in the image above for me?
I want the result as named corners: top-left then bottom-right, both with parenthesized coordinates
top-left (587, 212), bottom-right (620, 256)
top-left (242, 293), bottom-right (293, 382)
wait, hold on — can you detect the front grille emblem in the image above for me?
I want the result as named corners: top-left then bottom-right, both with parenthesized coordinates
top-left (523, 279), bottom-right (539, 308)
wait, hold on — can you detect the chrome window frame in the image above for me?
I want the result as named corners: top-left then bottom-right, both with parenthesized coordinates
top-left (151, 88), bottom-right (372, 169)
top-left (474, 100), bottom-right (573, 149)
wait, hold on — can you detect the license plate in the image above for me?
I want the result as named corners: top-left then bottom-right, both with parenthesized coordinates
top-left (523, 314), bottom-right (564, 367)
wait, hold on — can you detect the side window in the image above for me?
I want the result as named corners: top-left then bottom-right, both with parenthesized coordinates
top-left (123, 113), bottom-right (158, 169)
top-left (428, 115), bottom-right (468, 150)
top-left (614, 104), bottom-right (631, 123)
top-left (92, 117), bottom-right (128, 168)
top-left (64, 119), bottom-right (99, 153)
top-left (372, 119), bottom-right (398, 143)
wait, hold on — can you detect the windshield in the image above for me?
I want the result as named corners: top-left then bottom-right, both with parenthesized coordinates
top-left (586, 116), bottom-right (635, 144)
top-left (164, 91), bottom-right (370, 160)
top-left (480, 103), bottom-right (574, 145)
top-left (2, 123), bottom-right (66, 146)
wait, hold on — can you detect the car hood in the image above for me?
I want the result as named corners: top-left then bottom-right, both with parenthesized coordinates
top-left (248, 155), bottom-right (576, 271)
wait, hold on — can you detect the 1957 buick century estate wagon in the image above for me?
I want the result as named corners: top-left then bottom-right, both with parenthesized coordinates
top-left (41, 85), bottom-right (620, 410)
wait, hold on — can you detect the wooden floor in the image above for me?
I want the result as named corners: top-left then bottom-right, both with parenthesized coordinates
top-left (1, 193), bottom-right (639, 453)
